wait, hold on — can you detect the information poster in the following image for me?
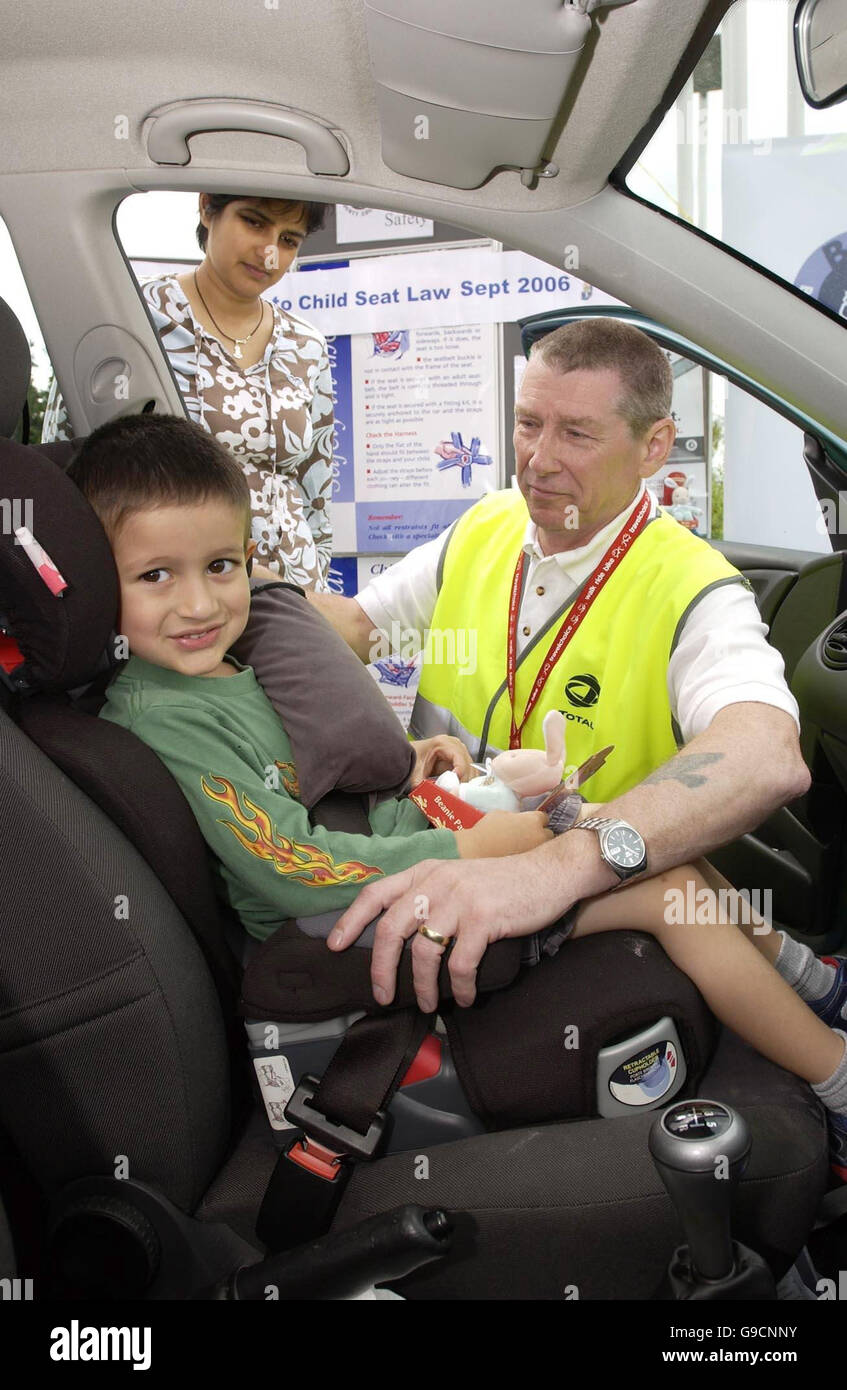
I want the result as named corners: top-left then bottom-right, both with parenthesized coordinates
top-left (326, 553), bottom-right (403, 596)
top-left (268, 245), bottom-right (619, 336)
top-left (367, 652), bottom-right (421, 732)
top-left (351, 323), bottom-right (499, 551)
top-left (324, 553), bottom-right (419, 729)
top-left (336, 206), bottom-right (434, 244)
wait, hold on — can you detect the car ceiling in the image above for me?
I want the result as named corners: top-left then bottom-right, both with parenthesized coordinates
top-left (1, 0), bottom-right (721, 208)
top-left (2, 0), bottom-right (847, 448)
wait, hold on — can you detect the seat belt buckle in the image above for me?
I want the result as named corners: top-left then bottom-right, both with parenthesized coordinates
top-left (284, 1074), bottom-right (386, 1161)
top-left (285, 1135), bottom-right (346, 1182)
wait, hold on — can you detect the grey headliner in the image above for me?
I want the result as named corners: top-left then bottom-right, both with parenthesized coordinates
top-left (1, 0), bottom-right (846, 449)
top-left (0, 0), bottom-right (713, 208)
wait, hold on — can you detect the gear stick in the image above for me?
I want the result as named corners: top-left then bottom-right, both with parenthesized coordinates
top-left (649, 1099), bottom-right (776, 1299)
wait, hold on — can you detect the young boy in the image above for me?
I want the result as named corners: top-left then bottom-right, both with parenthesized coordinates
top-left (68, 413), bottom-right (549, 947)
top-left (70, 413), bottom-right (847, 1179)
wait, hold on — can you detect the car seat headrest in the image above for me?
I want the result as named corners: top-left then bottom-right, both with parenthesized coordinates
top-left (0, 438), bottom-right (118, 692)
top-left (0, 297), bottom-right (33, 439)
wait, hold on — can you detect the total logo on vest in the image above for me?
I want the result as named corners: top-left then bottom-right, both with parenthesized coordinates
top-left (561, 673), bottom-right (600, 728)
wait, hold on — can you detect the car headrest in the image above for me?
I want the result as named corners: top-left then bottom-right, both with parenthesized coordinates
top-left (0, 297), bottom-right (33, 439)
top-left (0, 437), bottom-right (119, 693)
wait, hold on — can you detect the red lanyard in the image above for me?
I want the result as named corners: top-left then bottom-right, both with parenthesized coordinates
top-left (507, 491), bottom-right (651, 748)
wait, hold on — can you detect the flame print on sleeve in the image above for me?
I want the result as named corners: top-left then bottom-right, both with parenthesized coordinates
top-left (201, 774), bottom-right (383, 886)
top-left (274, 759), bottom-right (300, 797)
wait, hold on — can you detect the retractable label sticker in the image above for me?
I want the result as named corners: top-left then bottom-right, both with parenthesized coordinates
top-left (596, 1017), bottom-right (686, 1117)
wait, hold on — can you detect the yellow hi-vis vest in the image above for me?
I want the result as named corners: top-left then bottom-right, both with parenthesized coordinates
top-left (411, 489), bottom-right (749, 804)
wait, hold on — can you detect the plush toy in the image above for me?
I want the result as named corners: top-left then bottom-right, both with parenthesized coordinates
top-left (435, 710), bottom-right (565, 812)
top-left (666, 484), bottom-right (703, 532)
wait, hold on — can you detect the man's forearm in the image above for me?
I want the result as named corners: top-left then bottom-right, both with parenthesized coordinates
top-left (522, 702), bottom-right (811, 916)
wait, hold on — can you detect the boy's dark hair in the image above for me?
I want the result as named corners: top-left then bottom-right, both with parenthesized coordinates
top-left (67, 412), bottom-right (252, 542)
top-left (196, 195), bottom-right (327, 251)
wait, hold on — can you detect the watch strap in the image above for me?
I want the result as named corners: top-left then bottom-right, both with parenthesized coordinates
top-left (547, 793), bottom-right (586, 835)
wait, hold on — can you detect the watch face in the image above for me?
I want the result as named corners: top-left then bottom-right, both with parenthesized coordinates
top-left (604, 824), bottom-right (645, 868)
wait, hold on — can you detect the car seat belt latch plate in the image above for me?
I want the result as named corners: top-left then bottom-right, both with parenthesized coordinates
top-left (284, 1074), bottom-right (386, 1161)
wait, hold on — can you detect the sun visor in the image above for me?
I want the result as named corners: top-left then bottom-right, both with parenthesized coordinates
top-left (363, 0), bottom-right (636, 189)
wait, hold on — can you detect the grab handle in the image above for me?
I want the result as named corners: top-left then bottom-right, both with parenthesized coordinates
top-left (146, 99), bottom-right (349, 175)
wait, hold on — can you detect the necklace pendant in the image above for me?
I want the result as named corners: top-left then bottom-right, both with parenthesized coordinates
top-left (233, 341), bottom-right (243, 360)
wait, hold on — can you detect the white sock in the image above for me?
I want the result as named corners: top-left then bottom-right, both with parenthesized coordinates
top-left (812, 1031), bottom-right (847, 1117)
top-left (774, 931), bottom-right (836, 1002)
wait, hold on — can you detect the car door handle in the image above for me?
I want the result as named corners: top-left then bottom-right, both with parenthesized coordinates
top-left (145, 98), bottom-right (349, 175)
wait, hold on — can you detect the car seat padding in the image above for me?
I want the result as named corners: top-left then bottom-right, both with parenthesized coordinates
top-left (232, 582), bottom-right (416, 810)
top-left (442, 929), bottom-right (716, 1128)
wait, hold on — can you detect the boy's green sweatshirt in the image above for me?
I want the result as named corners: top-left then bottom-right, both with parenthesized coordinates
top-left (100, 654), bottom-right (458, 941)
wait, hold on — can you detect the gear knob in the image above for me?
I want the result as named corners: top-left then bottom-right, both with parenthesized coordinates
top-left (649, 1100), bottom-right (751, 1282)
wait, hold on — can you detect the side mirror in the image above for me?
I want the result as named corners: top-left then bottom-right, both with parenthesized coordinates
top-left (794, 0), bottom-right (847, 109)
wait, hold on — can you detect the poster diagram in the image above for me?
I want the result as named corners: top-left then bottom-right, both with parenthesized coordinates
top-left (368, 652), bottom-right (421, 732)
top-left (350, 322), bottom-right (500, 552)
top-left (359, 555), bottom-right (421, 730)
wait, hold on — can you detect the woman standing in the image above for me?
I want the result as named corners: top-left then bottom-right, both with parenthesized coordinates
top-left (44, 194), bottom-right (335, 589)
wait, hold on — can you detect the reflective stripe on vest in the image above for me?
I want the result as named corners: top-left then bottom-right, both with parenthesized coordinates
top-left (412, 489), bottom-right (747, 803)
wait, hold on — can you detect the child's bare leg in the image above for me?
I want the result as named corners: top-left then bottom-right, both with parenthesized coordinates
top-left (691, 857), bottom-right (780, 965)
top-left (569, 863), bottom-right (844, 1085)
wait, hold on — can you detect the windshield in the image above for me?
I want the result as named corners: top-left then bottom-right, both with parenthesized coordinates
top-left (625, 0), bottom-right (847, 328)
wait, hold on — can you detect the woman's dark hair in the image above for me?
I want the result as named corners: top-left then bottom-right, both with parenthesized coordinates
top-left (196, 195), bottom-right (327, 251)
top-left (68, 412), bottom-right (252, 543)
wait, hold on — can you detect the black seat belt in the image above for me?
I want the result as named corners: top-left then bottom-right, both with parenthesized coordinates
top-left (256, 1008), bottom-right (432, 1251)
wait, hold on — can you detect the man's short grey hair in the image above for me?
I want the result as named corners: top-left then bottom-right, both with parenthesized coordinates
top-left (530, 318), bottom-right (673, 437)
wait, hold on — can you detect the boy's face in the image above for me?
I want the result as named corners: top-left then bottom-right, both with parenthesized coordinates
top-left (111, 499), bottom-right (256, 677)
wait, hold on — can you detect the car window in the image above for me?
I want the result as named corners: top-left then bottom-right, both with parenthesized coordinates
top-left (700, 364), bottom-right (828, 552)
top-left (520, 329), bottom-right (830, 554)
top-left (626, 0), bottom-right (847, 332)
top-left (104, 193), bottom-right (838, 561)
top-left (110, 191), bottom-right (617, 566)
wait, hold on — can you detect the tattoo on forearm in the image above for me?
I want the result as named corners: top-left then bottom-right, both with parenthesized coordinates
top-left (642, 752), bottom-right (724, 789)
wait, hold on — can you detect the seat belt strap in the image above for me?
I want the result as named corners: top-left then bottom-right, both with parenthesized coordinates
top-left (256, 1009), bottom-right (431, 1251)
top-left (312, 1008), bottom-right (432, 1136)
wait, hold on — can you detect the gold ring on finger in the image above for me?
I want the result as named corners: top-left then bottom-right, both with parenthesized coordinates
top-left (417, 923), bottom-right (452, 947)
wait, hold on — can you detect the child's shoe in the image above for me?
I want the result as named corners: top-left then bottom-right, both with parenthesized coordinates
top-left (806, 957), bottom-right (847, 1028)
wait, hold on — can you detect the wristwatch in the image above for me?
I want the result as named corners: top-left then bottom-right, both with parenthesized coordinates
top-left (573, 816), bottom-right (647, 884)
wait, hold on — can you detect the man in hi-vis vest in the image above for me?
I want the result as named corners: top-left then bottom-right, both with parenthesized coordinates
top-left (299, 320), bottom-right (810, 1012)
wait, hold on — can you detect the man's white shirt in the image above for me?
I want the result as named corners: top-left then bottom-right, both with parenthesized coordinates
top-left (356, 484), bottom-right (800, 745)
